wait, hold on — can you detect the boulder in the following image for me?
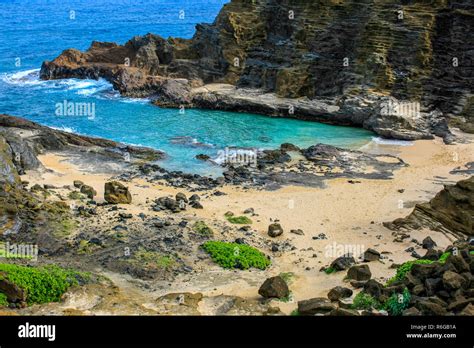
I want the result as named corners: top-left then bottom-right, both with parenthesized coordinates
top-left (297, 297), bottom-right (336, 316)
top-left (258, 276), bottom-right (289, 299)
top-left (327, 308), bottom-right (359, 316)
top-left (80, 184), bottom-right (97, 199)
top-left (73, 180), bottom-right (84, 188)
top-left (267, 223), bottom-right (283, 237)
top-left (347, 265), bottom-right (371, 281)
top-left (422, 236), bottom-right (437, 249)
top-left (442, 271), bottom-right (466, 290)
top-left (415, 300), bottom-right (448, 316)
top-left (327, 286), bottom-right (353, 301)
top-left (104, 181), bottom-right (132, 204)
top-left (330, 254), bottom-right (356, 271)
top-left (175, 192), bottom-right (188, 203)
top-left (363, 248), bottom-right (380, 262)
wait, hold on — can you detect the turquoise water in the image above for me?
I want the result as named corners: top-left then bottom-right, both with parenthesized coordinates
top-left (0, 0), bottom-right (374, 176)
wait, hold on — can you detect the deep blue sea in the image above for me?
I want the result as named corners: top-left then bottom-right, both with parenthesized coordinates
top-left (0, 0), bottom-right (374, 176)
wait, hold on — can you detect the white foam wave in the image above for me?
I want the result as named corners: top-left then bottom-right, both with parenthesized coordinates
top-left (370, 137), bottom-right (413, 146)
top-left (50, 126), bottom-right (76, 133)
top-left (1, 69), bottom-right (113, 96)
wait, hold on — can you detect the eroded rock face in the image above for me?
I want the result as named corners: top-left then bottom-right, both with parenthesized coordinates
top-left (39, 0), bottom-right (474, 140)
top-left (385, 176), bottom-right (474, 236)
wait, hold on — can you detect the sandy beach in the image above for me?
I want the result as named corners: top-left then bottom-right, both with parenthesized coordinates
top-left (18, 134), bottom-right (472, 314)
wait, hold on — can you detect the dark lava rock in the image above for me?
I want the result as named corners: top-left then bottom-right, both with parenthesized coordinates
top-left (258, 276), bottom-right (290, 299)
top-left (422, 236), bottom-right (437, 249)
top-left (347, 264), bottom-right (372, 281)
top-left (268, 223), bottom-right (283, 237)
top-left (330, 254), bottom-right (356, 271)
top-left (297, 297), bottom-right (336, 316)
top-left (327, 286), bottom-right (353, 301)
top-left (363, 248), bottom-right (381, 262)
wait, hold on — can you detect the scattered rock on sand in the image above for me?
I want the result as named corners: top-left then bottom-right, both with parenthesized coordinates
top-left (258, 276), bottom-right (290, 299)
top-left (80, 184), bottom-right (97, 199)
top-left (363, 248), bottom-right (381, 262)
top-left (104, 181), bottom-right (132, 204)
top-left (327, 286), bottom-right (353, 301)
top-left (347, 264), bottom-right (372, 281)
top-left (268, 223), bottom-right (283, 237)
top-left (330, 254), bottom-right (356, 271)
top-left (297, 297), bottom-right (336, 315)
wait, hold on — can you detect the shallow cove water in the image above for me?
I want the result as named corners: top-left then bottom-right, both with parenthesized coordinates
top-left (0, 0), bottom-right (374, 176)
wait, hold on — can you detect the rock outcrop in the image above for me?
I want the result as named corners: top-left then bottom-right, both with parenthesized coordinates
top-left (39, 0), bottom-right (474, 141)
top-left (385, 176), bottom-right (474, 237)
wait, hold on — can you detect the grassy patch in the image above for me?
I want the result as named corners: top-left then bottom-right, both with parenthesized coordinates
top-left (132, 248), bottom-right (176, 270)
top-left (0, 263), bottom-right (89, 305)
top-left (192, 221), bottom-right (214, 237)
top-left (202, 241), bottom-right (270, 270)
top-left (290, 309), bottom-right (300, 316)
top-left (351, 292), bottom-right (381, 311)
top-left (225, 215), bottom-right (252, 224)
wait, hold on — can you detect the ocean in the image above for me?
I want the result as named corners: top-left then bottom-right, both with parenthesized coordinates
top-left (0, 0), bottom-right (374, 176)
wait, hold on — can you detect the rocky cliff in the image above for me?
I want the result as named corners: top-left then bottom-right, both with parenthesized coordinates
top-left (40, 0), bottom-right (474, 141)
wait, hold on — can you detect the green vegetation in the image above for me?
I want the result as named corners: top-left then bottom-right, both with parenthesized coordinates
top-left (132, 247), bottom-right (175, 270)
top-left (383, 288), bottom-right (411, 316)
top-left (224, 212), bottom-right (252, 224)
top-left (351, 292), bottom-right (381, 311)
top-left (290, 309), bottom-right (300, 316)
top-left (192, 221), bottom-right (214, 237)
top-left (386, 259), bottom-right (433, 285)
top-left (438, 251), bottom-right (451, 263)
top-left (202, 241), bottom-right (270, 270)
top-left (0, 263), bottom-right (89, 305)
top-left (0, 292), bottom-right (8, 307)
top-left (324, 267), bottom-right (336, 275)
top-left (68, 191), bottom-right (83, 200)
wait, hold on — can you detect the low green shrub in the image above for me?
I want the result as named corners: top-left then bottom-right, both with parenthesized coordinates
top-left (324, 267), bottom-right (336, 275)
top-left (351, 292), bottom-right (381, 310)
top-left (202, 241), bottom-right (270, 270)
top-left (383, 288), bottom-right (411, 316)
top-left (386, 259), bottom-right (433, 285)
top-left (0, 263), bottom-right (89, 305)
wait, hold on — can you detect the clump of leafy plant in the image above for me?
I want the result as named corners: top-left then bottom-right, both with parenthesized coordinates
top-left (324, 267), bottom-right (336, 275)
top-left (224, 212), bottom-right (252, 224)
top-left (202, 241), bottom-right (270, 270)
top-left (0, 263), bottom-right (89, 305)
top-left (386, 259), bottom-right (433, 285)
top-left (351, 292), bottom-right (381, 310)
top-left (0, 292), bottom-right (8, 307)
top-left (192, 221), bottom-right (214, 237)
top-left (383, 288), bottom-right (411, 316)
